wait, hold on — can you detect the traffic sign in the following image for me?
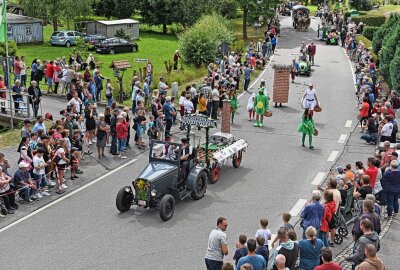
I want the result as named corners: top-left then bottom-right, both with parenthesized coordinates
top-left (134, 59), bottom-right (149, 62)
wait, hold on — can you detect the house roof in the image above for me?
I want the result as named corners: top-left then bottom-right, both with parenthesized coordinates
top-left (97, 19), bottom-right (139, 26)
top-left (6, 13), bottom-right (42, 24)
top-left (109, 60), bottom-right (132, 69)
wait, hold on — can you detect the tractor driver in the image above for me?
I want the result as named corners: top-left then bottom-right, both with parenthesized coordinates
top-left (179, 137), bottom-right (193, 181)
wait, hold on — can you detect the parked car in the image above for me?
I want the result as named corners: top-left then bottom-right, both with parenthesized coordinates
top-left (50, 31), bottom-right (83, 47)
top-left (95, 38), bottom-right (138, 54)
top-left (84, 34), bottom-right (107, 45)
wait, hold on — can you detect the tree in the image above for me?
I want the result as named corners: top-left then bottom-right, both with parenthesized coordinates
top-left (235, 0), bottom-right (280, 39)
top-left (372, 14), bottom-right (399, 54)
top-left (114, 0), bottom-right (135, 19)
top-left (179, 13), bottom-right (234, 67)
top-left (390, 46), bottom-right (400, 91)
top-left (379, 23), bottom-right (400, 85)
top-left (18, 0), bottom-right (92, 31)
top-left (94, 0), bottom-right (116, 19)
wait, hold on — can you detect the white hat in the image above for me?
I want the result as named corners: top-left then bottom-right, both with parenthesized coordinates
top-left (19, 162), bottom-right (29, 168)
top-left (309, 83), bottom-right (313, 86)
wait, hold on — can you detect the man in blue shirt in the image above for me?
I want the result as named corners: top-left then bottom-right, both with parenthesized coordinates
top-left (163, 96), bottom-right (176, 137)
top-left (300, 190), bottom-right (324, 239)
top-left (33, 115), bottom-right (47, 135)
top-left (243, 64), bottom-right (254, 92)
top-left (236, 239), bottom-right (266, 270)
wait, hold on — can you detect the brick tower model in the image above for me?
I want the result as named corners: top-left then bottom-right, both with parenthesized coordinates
top-left (272, 64), bottom-right (291, 105)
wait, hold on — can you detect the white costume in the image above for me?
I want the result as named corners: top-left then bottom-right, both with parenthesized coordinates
top-left (302, 88), bottom-right (317, 110)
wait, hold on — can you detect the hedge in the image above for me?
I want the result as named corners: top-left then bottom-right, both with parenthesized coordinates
top-left (372, 13), bottom-right (400, 54)
top-left (390, 46), bottom-right (400, 91)
top-left (344, 11), bottom-right (367, 22)
top-left (352, 15), bottom-right (386, 27)
top-left (362, 26), bottom-right (380, 40)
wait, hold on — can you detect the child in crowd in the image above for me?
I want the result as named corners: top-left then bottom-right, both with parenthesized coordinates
top-left (255, 236), bottom-right (269, 266)
top-left (29, 133), bottom-right (39, 152)
top-left (156, 112), bottom-right (165, 141)
top-left (247, 93), bottom-right (255, 121)
top-left (255, 218), bottom-right (272, 247)
top-left (344, 163), bottom-right (355, 180)
top-left (70, 148), bottom-right (79, 180)
top-left (147, 115), bottom-right (157, 144)
top-left (233, 234), bottom-right (248, 266)
top-left (287, 229), bottom-right (297, 241)
top-left (271, 212), bottom-right (294, 247)
top-left (134, 110), bottom-right (147, 150)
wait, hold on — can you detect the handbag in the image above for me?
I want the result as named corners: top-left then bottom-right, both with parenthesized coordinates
top-left (264, 111), bottom-right (273, 117)
top-left (313, 128), bottom-right (319, 136)
top-left (314, 106), bottom-right (322, 112)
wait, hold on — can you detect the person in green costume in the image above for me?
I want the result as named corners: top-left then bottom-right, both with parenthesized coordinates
top-left (253, 87), bottom-right (269, 127)
top-left (297, 108), bottom-right (315, 149)
top-left (228, 89), bottom-right (238, 123)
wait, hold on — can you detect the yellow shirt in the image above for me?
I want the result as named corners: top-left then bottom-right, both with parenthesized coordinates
top-left (198, 97), bottom-right (207, 112)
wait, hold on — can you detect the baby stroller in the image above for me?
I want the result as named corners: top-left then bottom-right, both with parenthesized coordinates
top-left (334, 187), bottom-right (354, 244)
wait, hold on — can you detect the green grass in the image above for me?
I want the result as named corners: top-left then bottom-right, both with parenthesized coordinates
top-left (16, 25), bottom-right (204, 106)
top-left (355, 35), bottom-right (378, 61)
top-left (231, 18), bottom-right (264, 44)
top-left (366, 5), bottom-right (400, 16)
top-left (306, 5), bottom-right (318, 16)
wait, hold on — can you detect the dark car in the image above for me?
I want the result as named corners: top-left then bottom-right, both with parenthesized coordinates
top-left (95, 38), bottom-right (138, 54)
top-left (84, 34), bottom-right (107, 45)
top-left (115, 141), bottom-right (208, 221)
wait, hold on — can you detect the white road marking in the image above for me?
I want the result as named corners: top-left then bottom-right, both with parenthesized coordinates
top-left (338, 134), bottom-right (347, 143)
top-left (238, 54), bottom-right (275, 99)
top-left (289, 199), bottom-right (307, 217)
top-left (0, 158), bottom-right (138, 233)
top-left (341, 47), bottom-right (358, 92)
top-left (311, 172), bottom-right (326, 186)
top-left (345, 120), bottom-right (352, 128)
top-left (327, 151), bottom-right (339, 162)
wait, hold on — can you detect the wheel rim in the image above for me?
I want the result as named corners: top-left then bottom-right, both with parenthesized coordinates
top-left (110, 49), bottom-right (115, 54)
top-left (212, 165), bottom-right (220, 181)
top-left (66, 42), bottom-right (70, 47)
top-left (236, 152), bottom-right (242, 166)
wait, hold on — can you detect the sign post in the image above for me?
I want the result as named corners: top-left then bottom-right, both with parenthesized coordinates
top-left (109, 60), bottom-right (132, 103)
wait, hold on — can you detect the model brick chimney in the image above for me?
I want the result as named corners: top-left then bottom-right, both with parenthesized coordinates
top-left (272, 66), bottom-right (291, 104)
top-left (221, 99), bottom-right (231, 134)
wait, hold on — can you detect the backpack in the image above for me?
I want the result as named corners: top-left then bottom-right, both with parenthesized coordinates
top-left (328, 212), bottom-right (339, 229)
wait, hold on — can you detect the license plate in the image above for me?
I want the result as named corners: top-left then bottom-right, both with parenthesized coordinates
top-left (96, 49), bottom-right (101, 52)
top-left (138, 200), bottom-right (146, 206)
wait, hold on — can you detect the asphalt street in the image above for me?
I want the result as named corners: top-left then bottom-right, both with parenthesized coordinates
top-left (1, 16), bottom-right (359, 270)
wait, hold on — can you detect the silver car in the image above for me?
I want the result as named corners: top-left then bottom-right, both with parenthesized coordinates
top-left (50, 31), bottom-right (83, 47)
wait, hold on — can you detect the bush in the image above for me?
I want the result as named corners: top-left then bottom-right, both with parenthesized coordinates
top-left (362, 26), bottom-right (380, 40)
top-left (372, 13), bottom-right (399, 54)
top-left (378, 23), bottom-right (400, 85)
top-left (0, 41), bottom-right (17, 57)
top-left (179, 13), bottom-right (234, 67)
top-left (115, 28), bottom-right (133, 40)
top-left (352, 15), bottom-right (386, 26)
top-left (351, 0), bottom-right (373, 11)
top-left (390, 46), bottom-right (400, 91)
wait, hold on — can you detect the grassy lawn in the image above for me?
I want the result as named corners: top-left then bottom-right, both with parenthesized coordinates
top-left (16, 25), bottom-right (204, 106)
top-left (0, 120), bottom-right (53, 148)
top-left (306, 5), bottom-right (319, 16)
top-left (366, 5), bottom-right (400, 16)
top-left (231, 18), bottom-right (265, 45)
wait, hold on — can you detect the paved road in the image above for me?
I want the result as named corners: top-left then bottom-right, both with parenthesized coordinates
top-left (1, 16), bottom-right (358, 270)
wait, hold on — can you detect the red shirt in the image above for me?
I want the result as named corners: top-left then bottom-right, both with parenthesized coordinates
top-left (321, 201), bottom-right (336, 232)
top-left (364, 166), bottom-right (378, 190)
top-left (14, 60), bottom-right (21, 74)
top-left (315, 262), bottom-right (342, 270)
top-left (360, 102), bottom-right (370, 118)
top-left (45, 63), bottom-right (54, 78)
top-left (0, 80), bottom-right (6, 98)
top-left (116, 122), bottom-right (128, 139)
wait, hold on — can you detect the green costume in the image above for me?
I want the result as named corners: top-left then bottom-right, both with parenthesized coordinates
top-left (297, 116), bottom-right (315, 148)
top-left (253, 88), bottom-right (269, 127)
top-left (229, 94), bottom-right (238, 123)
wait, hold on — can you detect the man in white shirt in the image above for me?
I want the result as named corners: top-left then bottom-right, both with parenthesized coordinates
top-left (211, 87), bottom-right (220, 120)
top-left (159, 76), bottom-right (169, 94)
top-left (131, 81), bottom-right (141, 113)
top-left (228, 52), bottom-right (236, 66)
top-left (380, 116), bottom-right (393, 142)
